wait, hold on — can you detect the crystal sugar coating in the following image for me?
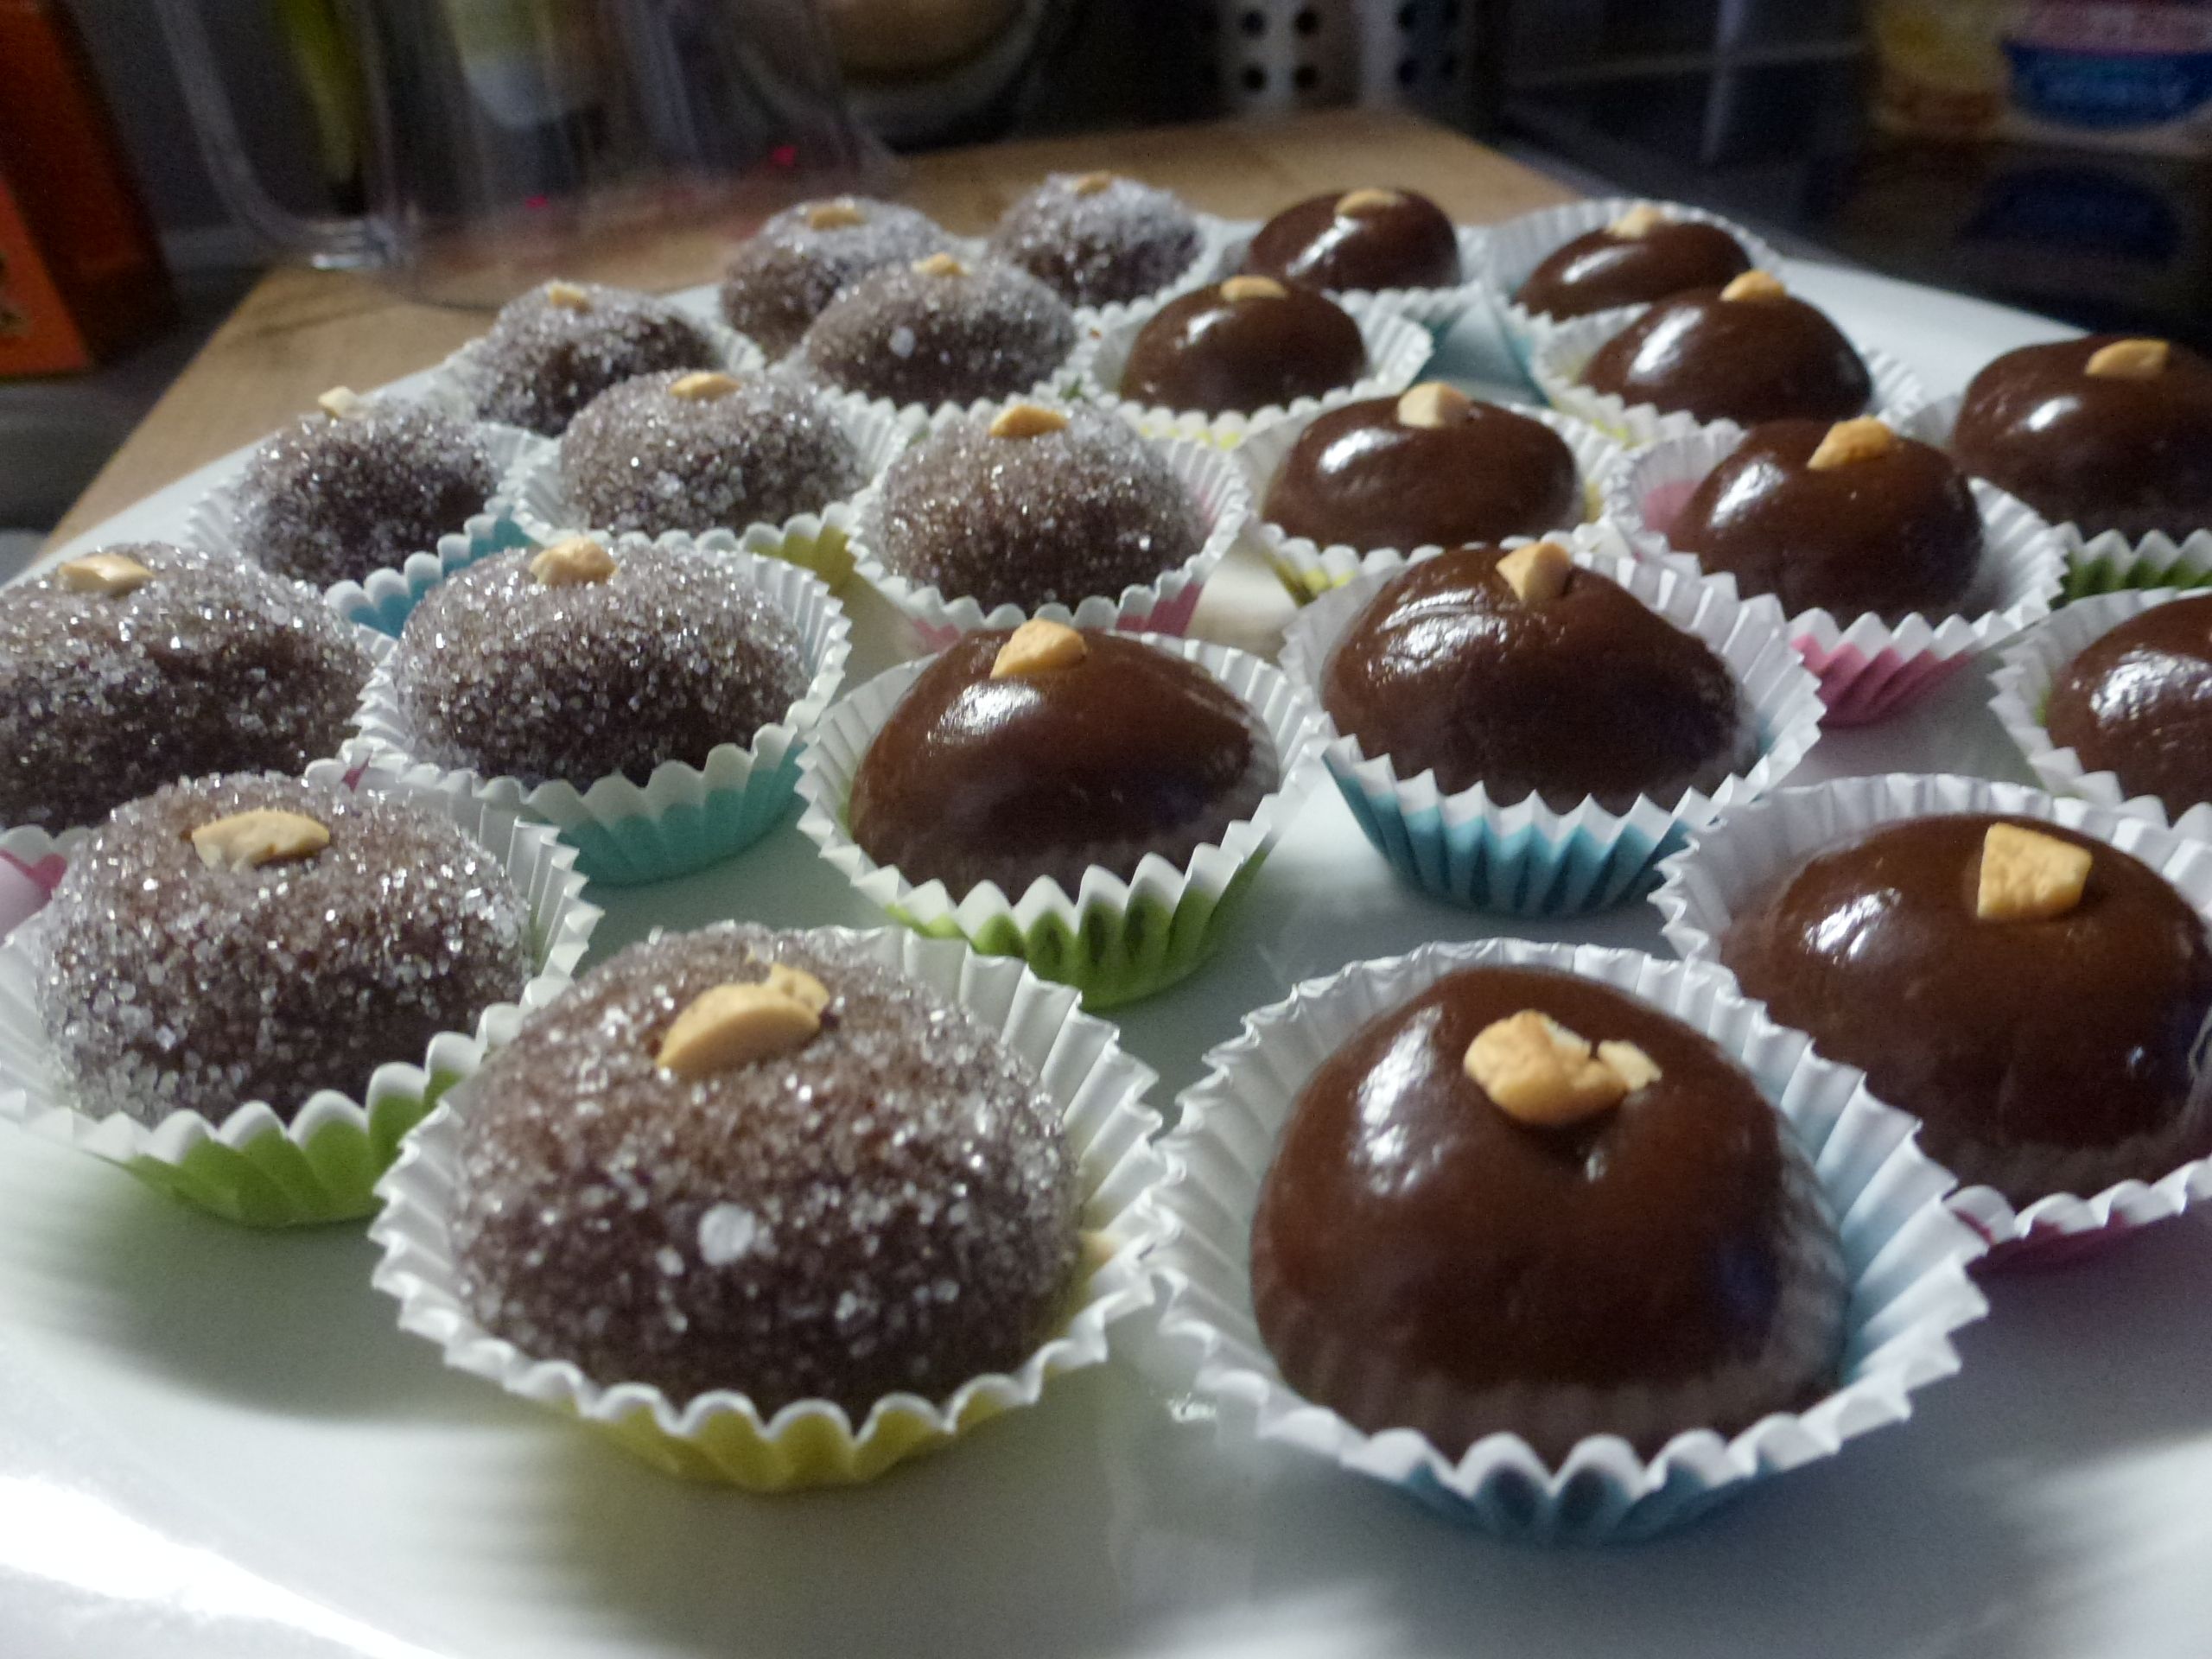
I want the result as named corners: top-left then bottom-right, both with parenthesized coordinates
top-left (448, 924), bottom-right (1080, 1414)
top-left (792, 259), bottom-right (1077, 409)
top-left (987, 173), bottom-right (1204, 308)
top-left (0, 541), bottom-right (372, 832)
top-left (469, 282), bottom-right (720, 436)
top-left (35, 772), bottom-right (531, 1128)
top-left (557, 370), bottom-right (867, 537)
top-left (392, 542), bottom-right (809, 787)
top-left (719, 198), bottom-right (954, 357)
top-left (232, 402), bottom-right (499, 586)
top-left (873, 404), bottom-right (1205, 611)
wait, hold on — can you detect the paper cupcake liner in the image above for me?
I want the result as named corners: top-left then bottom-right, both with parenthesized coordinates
top-left (1138, 935), bottom-right (1987, 1543)
top-left (1242, 403), bottom-right (1626, 601)
top-left (0, 760), bottom-right (601, 1227)
top-left (1653, 772), bottom-right (2212, 1262)
top-left (347, 537), bottom-right (852, 888)
top-left (1477, 197), bottom-right (1789, 379)
top-left (847, 408), bottom-right (1252, 649)
top-left (368, 923), bottom-right (1167, 1490)
top-left (1907, 396), bottom-right (2212, 600)
top-left (1206, 220), bottom-right (1495, 334)
top-left (1278, 534), bottom-right (1825, 915)
top-left (794, 633), bottom-right (1324, 1008)
top-left (0, 825), bottom-right (81, 943)
top-left (1606, 423), bottom-right (2066, 726)
top-left (1079, 294), bottom-right (1434, 448)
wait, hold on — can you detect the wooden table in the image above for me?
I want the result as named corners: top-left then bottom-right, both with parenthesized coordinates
top-left (49, 108), bottom-right (1571, 547)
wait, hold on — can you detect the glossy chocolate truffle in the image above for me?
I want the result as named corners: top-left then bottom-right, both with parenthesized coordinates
top-left (1951, 335), bottom-right (2212, 540)
top-left (233, 400), bottom-right (499, 587)
top-left (2048, 593), bottom-right (2212, 813)
top-left (1262, 390), bottom-right (1580, 552)
top-left (1721, 814), bottom-right (2212, 1194)
top-left (1240, 188), bottom-right (1460, 292)
top-left (35, 772), bottom-right (531, 1126)
top-left (1668, 418), bottom-right (1983, 619)
top-left (1118, 278), bottom-right (1366, 416)
top-left (558, 369), bottom-right (865, 537)
top-left (392, 541), bottom-right (808, 787)
top-left (869, 404), bottom-right (1205, 611)
top-left (1251, 964), bottom-right (1838, 1460)
top-left (1581, 282), bottom-right (1873, 428)
top-left (849, 629), bottom-right (1278, 896)
top-left (0, 542), bottom-right (372, 833)
top-left (1322, 543), bottom-right (1744, 811)
top-left (1516, 213), bottom-right (1752, 321)
top-left (468, 281), bottom-right (720, 436)
top-left (986, 172), bottom-right (1203, 308)
top-left (450, 924), bottom-right (1079, 1414)
top-left (718, 197), bottom-right (953, 356)
top-left (795, 257), bottom-right (1077, 408)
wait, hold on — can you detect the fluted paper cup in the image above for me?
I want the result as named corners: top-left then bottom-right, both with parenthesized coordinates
top-left (1208, 219), bottom-right (1494, 334)
top-left (0, 826), bottom-right (79, 943)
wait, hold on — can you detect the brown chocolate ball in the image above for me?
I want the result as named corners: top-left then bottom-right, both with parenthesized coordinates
top-left (1581, 283), bottom-right (1872, 428)
top-left (718, 197), bottom-right (953, 356)
top-left (1241, 188), bottom-right (1460, 292)
top-left (795, 257), bottom-right (1077, 409)
top-left (469, 281), bottom-right (721, 436)
top-left (1516, 214), bottom-right (1753, 321)
top-left (2047, 593), bottom-right (2212, 813)
top-left (987, 172), bottom-right (1204, 308)
top-left (1119, 279), bottom-right (1366, 416)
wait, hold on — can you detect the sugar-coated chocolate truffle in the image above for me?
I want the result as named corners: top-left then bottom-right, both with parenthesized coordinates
top-left (1721, 815), bottom-right (2212, 1198)
top-left (469, 281), bottom-right (719, 435)
top-left (1951, 336), bottom-right (2212, 541)
top-left (718, 197), bottom-right (953, 356)
top-left (0, 543), bottom-right (372, 833)
top-left (1323, 542), bottom-right (1744, 812)
top-left (1118, 276), bottom-right (1365, 416)
top-left (558, 369), bottom-right (865, 537)
top-left (1240, 188), bottom-right (1460, 292)
top-left (1251, 963), bottom-right (1840, 1461)
top-left (449, 924), bottom-right (1079, 1414)
top-left (869, 402), bottom-right (1205, 611)
top-left (795, 255), bottom-right (1077, 408)
top-left (35, 772), bottom-right (531, 1126)
top-left (849, 626), bottom-right (1278, 896)
top-left (2047, 593), bottom-right (2212, 813)
top-left (393, 539), bottom-right (808, 787)
top-left (1667, 417), bottom-right (1982, 620)
top-left (1516, 206), bottom-right (1753, 321)
top-left (986, 171), bottom-right (1204, 308)
top-left (1581, 275), bottom-right (1872, 428)
top-left (232, 395), bottom-right (499, 587)
top-left (1262, 384), bottom-right (1581, 552)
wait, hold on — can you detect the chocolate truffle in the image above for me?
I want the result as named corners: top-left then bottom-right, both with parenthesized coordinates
top-left (232, 393), bottom-right (499, 587)
top-left (718, 197), bottom-right (953, 356)
top-left (987, 171), bottom-right (1204, 308)
top-left (869, 402), bottom-right (1205, 611)
top-left (1251, 964), bottom-right (1840, 1461)
top-left (1951, 335), bottom-right (2212, 541)
top-left (849, 625), bottom-right (1278, 896)
top-left (1118, 276), bottom-right (1366, 416)
top-left (1322, 541), bottom-right (1744, 811)
top-left (2047, 593), bottom-right (2212, 813)
top-left (795, 254), bottom-right (1078, 409)
top-left (0, 543), bottom-right (372, 833)
top-left (392, 538), bottom-right (808, 787)
top-left (35, 772), bottom-right (531, 1126)
top-left (1263, 385), bottom-right (1581, 552)
top-left (449, 924), bottom-right (1079, 1414)
top-left (1667, 417), bottom-right (1983, 620)
top-left (1240, 188), bottom-right (1460, 292)
top-left (1580, 274), bottom-right (1873, 428)
top-left (1516, 205), bottom-right (1753, 321)
top-left (469, 280), bottom-right (719, 435)
top-left (558, 369), bottom-right (865, 537)
top-left (1721, 814), bottom-right (2212, 1197)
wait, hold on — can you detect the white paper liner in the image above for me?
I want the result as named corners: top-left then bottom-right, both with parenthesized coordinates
top-left (1138, 936), bottom-right (1987, 1543)
top-left (1654, 772), bottom-right (2212, 1254)
top-left (0, 826), bottom-right (83, 944)
top-left (367, 923), bottom-right (1168, 1488)
top-left (1206, 219), bottom-right (1495, 332)
top-left (846, 405), bottom-right (1253, 647)
top-left (0, 759), bottom-right (601, 1217)
top-left (1078, 293), bottom-right (1434, 447)
top-left (1242, 401), bottom-right (1625, 600)
top-left (416, 311), bottom-right (765, 428)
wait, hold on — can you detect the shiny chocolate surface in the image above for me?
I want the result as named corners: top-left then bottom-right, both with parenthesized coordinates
top-left (1581, 288), bottom-right (1872, 427)
top-left (1120, 282), bottom-right (1366, 416)
top-left (1240, 190), bottom-right (1460, 292)
top-left (2049, 594), bottom-right (2212, 814)
top-left (1516, 219), bottom-right (1752, 321)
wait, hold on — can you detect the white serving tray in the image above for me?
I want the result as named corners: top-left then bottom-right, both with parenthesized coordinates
top-left (11, 264), bottom-right (2211, 1659)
